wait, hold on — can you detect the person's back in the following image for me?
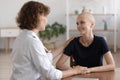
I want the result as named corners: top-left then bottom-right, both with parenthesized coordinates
top-left (11, 30), bottom-right (41, 80)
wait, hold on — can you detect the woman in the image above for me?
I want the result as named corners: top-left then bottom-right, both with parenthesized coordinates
top-left (56, 12), bottom-right (115, 74)
top-left (10, 1), bottom-right (87, 80)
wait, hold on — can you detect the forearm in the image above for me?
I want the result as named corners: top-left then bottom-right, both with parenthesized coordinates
top-left (89, 52), bottom-right (115, 73)
top-left (52, 37), bottom-right (75, 58)
top-left (52, 44), bottom-right (65, 58)
top-left (56, 64), bottom-right (72, 70)
top-left (62, 66), bottom-right (88, 78)
top-left (62, 69), bottom-right (77, 78)
top-left (89, 64), bottom-right (115, 73)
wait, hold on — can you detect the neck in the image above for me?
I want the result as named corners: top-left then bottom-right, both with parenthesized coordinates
top-left (82, 31), bottom-right (94, 41)
top-left (80, 32), bottom-right (94, 47)
top-left (32, 29), bottom-right (39, 34)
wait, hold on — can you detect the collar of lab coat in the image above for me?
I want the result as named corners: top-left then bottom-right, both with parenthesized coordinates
top-left (22, 29), bottom-right (40, 41)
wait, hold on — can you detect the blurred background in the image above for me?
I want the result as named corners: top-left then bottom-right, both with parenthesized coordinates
top-left (0, 0), bottom-right (120, 80)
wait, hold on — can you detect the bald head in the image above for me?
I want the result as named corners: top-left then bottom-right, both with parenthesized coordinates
top-left (77, 12), bottom-right (95, 26)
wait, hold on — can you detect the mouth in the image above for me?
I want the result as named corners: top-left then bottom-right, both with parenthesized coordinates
top-left (78, 27), bottom-right (84, 31)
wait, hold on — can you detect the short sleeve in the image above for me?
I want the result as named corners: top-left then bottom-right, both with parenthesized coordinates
top-left (63, 39), bottom-right (74, 56)
top-left (100, 37), bottom-right (110, 55)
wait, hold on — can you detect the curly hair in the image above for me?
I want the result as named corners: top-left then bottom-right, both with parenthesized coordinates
top-left (16, 1), bottom-right (50, 30)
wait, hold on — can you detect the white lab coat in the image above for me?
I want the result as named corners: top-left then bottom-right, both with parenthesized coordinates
top-left (10, 29), bottom-right (62, 80)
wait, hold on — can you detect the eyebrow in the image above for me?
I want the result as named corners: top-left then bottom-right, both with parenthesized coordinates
top-left (76, 21), bottom-right (86, 24)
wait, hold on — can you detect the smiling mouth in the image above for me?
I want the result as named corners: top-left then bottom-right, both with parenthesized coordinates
top-left (78, 27), bottom-right (84, 31)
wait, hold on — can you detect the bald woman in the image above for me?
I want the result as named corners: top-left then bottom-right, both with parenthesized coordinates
top-left (56, 12), bottom-right (115, 74)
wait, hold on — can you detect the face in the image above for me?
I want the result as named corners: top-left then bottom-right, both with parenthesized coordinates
top-left (76, 15), bottom-right (93, 35)
top-left (37, 15), bottom-right (47, 31)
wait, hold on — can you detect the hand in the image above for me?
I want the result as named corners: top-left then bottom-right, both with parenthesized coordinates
top-left (72, 66), bottom-right (88, 75)
top-left (80, 68), bottom-right (92, 74)
top-left (81, 68), bottom-right (91, 74)
top-left (64, 36), bottom-right (75, 47)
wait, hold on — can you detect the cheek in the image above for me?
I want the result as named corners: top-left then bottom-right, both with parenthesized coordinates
top-left (42, 19), bottom-right (47, 29)
top-left (42, 19), bottom-right (47, 27)
top-left (37, 22), bottom-right (45, 31)
top-left (38, 16), bottom-right (47, 31)
top-left (77, 24), bottom-right (85, 30)
top-left (86, 23), bottom-right (92, 29)
top-left (42, 18), bottom-right (47, 25)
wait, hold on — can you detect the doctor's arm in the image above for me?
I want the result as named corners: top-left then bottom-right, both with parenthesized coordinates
top-left (56, 54), bottom-right (73, 70)
top-left (51, 37), bottom-right (75, 59)
top-left (30, 40), bottom-right (88, 79)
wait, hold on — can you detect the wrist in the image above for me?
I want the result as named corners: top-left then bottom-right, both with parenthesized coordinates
top-left (89, 68), bottom-right (93, 73)
top-left (72, 68), bottom-right (79, 75)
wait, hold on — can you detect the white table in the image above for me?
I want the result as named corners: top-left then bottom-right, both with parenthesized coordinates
top-left (0, 27), bottom-right (20, 53)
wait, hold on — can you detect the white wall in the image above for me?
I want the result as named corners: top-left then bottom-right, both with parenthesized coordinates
top-left (67, 0), bottom-right (120, 50)
top-left (115, 0), bottom-right (120, 48)
top-left (0, 0), bottom-right (67, 49)
top-left (69, 0), bottom-right (113, 14)
top-left (0, 0), bottom-right (33, 27)
top-left (0, 0), bottom-right (120, 49)
top-left (38, 0), bottom-right (66, 25)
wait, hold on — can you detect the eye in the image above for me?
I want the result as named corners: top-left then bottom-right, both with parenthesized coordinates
top-left (76, 22), bottom-right (79, 25)
top-left (76, 21), bottom-right (86, 25)
top-left (80, 21), bottom-right (85, 24)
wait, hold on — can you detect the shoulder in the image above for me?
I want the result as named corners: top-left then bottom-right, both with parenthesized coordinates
top-left (28, 36), bottom-right (46, 55)
top-left (71, 36), bottom-right (80, 43)
top-left (94, 35), bottom-right (106, 42)
top-left (67, 36), bottom-right (80, 46)
top-left (25, 34), bottom-right (44, 50)
top-left (65, 36), bottom-right (80, 49)
top-left (94, 35), bottom-right (108, 47)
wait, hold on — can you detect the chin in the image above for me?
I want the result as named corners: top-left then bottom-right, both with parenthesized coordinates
top-left (39, 28), bottom-right (45, 31)
top-left (42, 29), bottom-right (45, 31)
top-left (80, 32), bottom-right (85, 35)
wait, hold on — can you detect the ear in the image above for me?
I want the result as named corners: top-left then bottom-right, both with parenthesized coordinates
top-left (91, 22), bottom-right (95, 28)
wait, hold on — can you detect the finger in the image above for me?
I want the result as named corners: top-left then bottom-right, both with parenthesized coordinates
top-left (69, 36), bottom-right (76, 40)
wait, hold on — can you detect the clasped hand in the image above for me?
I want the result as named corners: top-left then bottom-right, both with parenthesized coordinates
top-left (72, 66), bottom-right (91, 75)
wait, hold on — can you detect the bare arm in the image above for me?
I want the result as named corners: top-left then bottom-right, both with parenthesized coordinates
top-left (61, 66), bottom-right (87, 78)
top-left (52, 37), bottom-right (75, 59)
top-left (86, 51), bottom-right (115, 73)
top-left (51, 43), bottom-right (66, 59)
top-left (56, 54), bottom-right (72, 70)
top-left (56, 53), bottom-right (88, 78)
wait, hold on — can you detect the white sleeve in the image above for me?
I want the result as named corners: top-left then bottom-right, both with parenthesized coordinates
top-left (29, 40), bottom-right (62, 80)
top-left (47, 52), bottom-right (53, 63)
